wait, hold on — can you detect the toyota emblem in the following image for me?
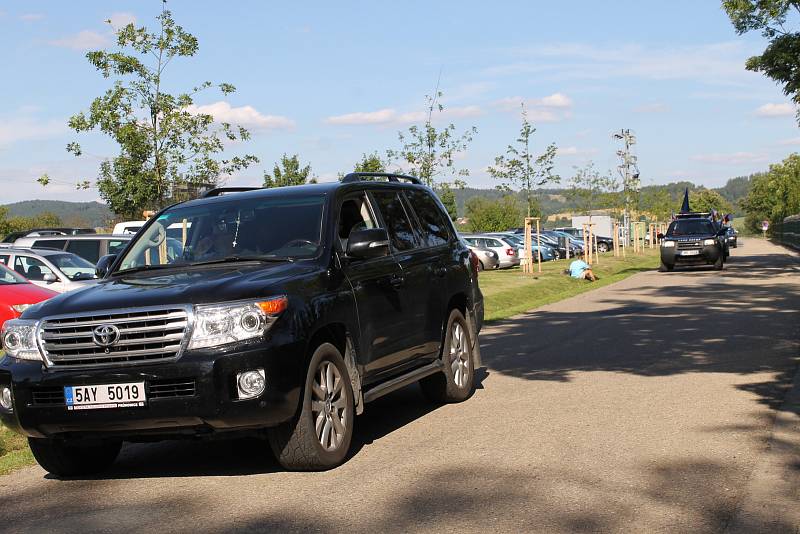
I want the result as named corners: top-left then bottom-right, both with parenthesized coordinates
top-left (92, 324), bottom-right (121, 347)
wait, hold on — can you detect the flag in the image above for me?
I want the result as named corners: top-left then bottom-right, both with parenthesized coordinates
top-left (680, 188), bottom-right (690, 213)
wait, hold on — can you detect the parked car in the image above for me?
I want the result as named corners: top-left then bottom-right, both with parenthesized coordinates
top-left (465, 244), bottom-right (500, 270)
top-left (520, 231), bottom-right (581, 259)
top-left (11, 235), bottom-right (132, 264)
top-left (725, 227), bottom-right (738, 248)
top-left (2, 227), bottom-right (96, 243)
top-left (0, 264), bottom-right (57, 331)
top-left (0, 248), bottom-right (98, 294)
top-left (0, 173), bottom-right (484, 476)
top-left (554, 227), bottom-right (614, 252)
top-left (487, 232), bottom-right (558, 262)
top-left (460, 234), bottom-right (520, 268)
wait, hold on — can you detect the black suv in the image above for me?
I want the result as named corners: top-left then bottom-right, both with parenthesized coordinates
top-left (658, 214), bottom-right (728, 272)
top-left (0, 173), bottom-right (484, 475)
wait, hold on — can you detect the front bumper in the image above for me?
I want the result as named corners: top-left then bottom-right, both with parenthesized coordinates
top-left (0, 340), bottom-right (304, 440)
top-left (661, 245), bottom-right (721, 265)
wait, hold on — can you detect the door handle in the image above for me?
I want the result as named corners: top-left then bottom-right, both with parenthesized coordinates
top-left (390, 275), bottom-right (405, 289)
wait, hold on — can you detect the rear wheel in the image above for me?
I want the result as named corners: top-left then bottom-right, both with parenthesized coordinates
top-left (597, 242), bottom-right (609, 253)
top-left (477, 260), bottom-right (485, 271)
top-left (420, 309), bottom-right (475, 403)
top-left (268, 343), bottom-right (354, 471)
top-left (28, 437), bottom-right (121, 477)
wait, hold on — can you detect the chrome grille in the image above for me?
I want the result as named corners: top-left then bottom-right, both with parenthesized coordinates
top-left (677, 240), bottom-right (701, 250)
top-left (39, 307), bottom-right (190, 368)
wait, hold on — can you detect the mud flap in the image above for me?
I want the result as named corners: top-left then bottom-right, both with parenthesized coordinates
top-left (344, 335), bottom-right (364, 415)
top-left (466, 308), bottom-right (482, 369)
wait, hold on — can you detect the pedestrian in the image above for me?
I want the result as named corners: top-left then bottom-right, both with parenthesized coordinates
top-left (567, 259), bottom-right (598, 281)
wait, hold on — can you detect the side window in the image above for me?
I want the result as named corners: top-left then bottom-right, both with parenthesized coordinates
top-left (487, 239), bottom-right (502, 248)
top-left (370, 191), bottom-right (418, 252)
top-left (0, 254), bottom-right (9, 265)
top-left (66, 240), bottom-right (101, 263)
top-left (405, 190), bottom-right (451, 247)
top-left (107, 240), bottom-right (128, 256)
top-left (13, 256), bottom-right (55, 281)
top-left (476, 239), bottom-right (488, 248)
top-left (32, 239), bottom-right (67, 250)
top-left (337, 193), bottom-right (377, 250)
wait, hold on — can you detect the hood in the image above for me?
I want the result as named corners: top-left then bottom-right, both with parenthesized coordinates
top-left (0, 283), bottom-right (58, 306)
top-left (25, 261), bottom-right (317, 319)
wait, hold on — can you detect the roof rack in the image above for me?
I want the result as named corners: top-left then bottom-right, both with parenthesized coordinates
top-left (201, 187), bottom-right (262, 198)
top-left (341, 172), bottom-right (423, 185)
top-left (676, 212), bottom-right (710, 219)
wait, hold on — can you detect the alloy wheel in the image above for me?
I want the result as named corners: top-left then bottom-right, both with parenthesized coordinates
top-left (449, 322), bottom-right (470, 388)
top-left (311, 361), bottom-right (348, 451)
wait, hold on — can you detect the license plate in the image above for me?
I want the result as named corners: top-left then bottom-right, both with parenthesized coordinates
top-left (680, 250), bottom-right (700, 256)
top-left (64, 382), bottom-right (146, 411)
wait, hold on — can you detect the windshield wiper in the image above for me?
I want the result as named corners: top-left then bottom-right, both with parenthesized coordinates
top-left (114, 264), bottom-right (182, 277)
top-left (187, 255), bottom-right (291, 267)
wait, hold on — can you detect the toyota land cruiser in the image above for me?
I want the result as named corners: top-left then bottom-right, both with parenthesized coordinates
top-left (0, 173), bottom-right (484, 475)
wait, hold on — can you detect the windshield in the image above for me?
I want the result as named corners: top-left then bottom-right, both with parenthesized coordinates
top-left (116, 194), bottom-right (326, 272)
top-left (49, 253), bottom-right (97, 280)
top-left (0, 264), bottom-right (27, 285)
top-left (668, 219), bottom-right (715, 236)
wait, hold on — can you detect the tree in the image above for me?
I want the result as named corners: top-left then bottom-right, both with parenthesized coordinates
top-left (263, 154), bottom-right (316, 188)
top-left (640, 186), bottom-right (674, 222)
top-left (723, 0), bottom-right (800, 123)
top-left (488, 103), bottom-right (559, 217)
top-left (353, 152), bottom-right (387, 173)
top-left (740, 153), bottom-right (800, 232)
top-left (0, 207), bottom-right (63, 237)
top-left (58, 6), bottom-right (257, 219)
top-left (436, 183), bottom-right (458, 220)
top-left (689, 189), bottom-right (733, 214)
top-left (387, 91), bottom-right (477, 187)
top-left (566, 162), bottom-right (616, 216)
top-left (464, 195), bottom-right (524, 233)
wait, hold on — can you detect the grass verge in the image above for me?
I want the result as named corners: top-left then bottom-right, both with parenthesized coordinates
top-left (480, 249), bottom-right (659, 322)
top-left (0, 249), bottom-right (659, 475)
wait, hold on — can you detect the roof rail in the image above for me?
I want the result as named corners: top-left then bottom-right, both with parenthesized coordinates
top-left (201, 187), bottom-right (262, 198)
top-left (341, 172), bottom-right (423, 185)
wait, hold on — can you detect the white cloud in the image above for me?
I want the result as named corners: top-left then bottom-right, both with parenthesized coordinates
top-left (0, 117), bottom-right (67, 147)
top-left (537, 93), bottom-right (572, 108)
top-left (690, 152), bottom-right (769, 165)
top-left (633, 102), bottom-right (670, 114)
top-left (186, 101), bottom-right (294, 130)
top-left (557, 146), bottom-right (599, 157)
top-left (49, 30), bottom-right (109, 51)
top-left (778, 137), bottom-right (800, 146)
top-left (19, 13), bottom-right (44, 21)
top-left (754, 102), bottom-right (795, 118)
top-left (108, 12), bottom-right (136, 29)
top-left (492, 93), bottom-right (573, 122)
top-left (324, 105), bottom-right (482, 126)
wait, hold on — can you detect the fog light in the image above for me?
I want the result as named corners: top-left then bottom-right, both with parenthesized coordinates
top-left (0, 387), bottom-right (12, 412)
top-left (237, 369), bottom-right (266, 400)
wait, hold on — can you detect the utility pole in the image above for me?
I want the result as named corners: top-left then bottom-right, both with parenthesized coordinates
top-left (613, 129), bottom-right (640, 246)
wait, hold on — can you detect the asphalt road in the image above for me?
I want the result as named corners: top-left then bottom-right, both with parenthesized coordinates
top-left (1, 239), bottom-right (798, 533)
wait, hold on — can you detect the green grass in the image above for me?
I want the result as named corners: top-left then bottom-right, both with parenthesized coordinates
top-left (480, 249), bottom-right (660, 322)
top-left (0, 248), bottom-right (659, 476)
top-left (0, 423), bottom-right (33, 475)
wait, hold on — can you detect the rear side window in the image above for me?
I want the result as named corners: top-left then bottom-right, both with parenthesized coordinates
top-left (405, 190), bottom-right (451, 247)
top-left (32, 239), bottom-right (67, 250)
top-left (371, 191), bottom-right (418, 252)
top-left (486, 239), bottom-right (503, 248)
top-left (66, 240), bottom-right (101, 263)
top-left (107, 240), bottom-right (129, 255)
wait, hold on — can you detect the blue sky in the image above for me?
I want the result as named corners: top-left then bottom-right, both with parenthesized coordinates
top-left (1, 0), bottom-right (798, 204)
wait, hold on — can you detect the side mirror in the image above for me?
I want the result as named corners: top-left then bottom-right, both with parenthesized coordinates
top-left (43, 273), bottom-right (58, 284)
top-left (657, 233), bottom-right (664, 240)
top-left (95, 254), bottom-right (117, 278)
top-left (346, 228), bottom-right (390, 259)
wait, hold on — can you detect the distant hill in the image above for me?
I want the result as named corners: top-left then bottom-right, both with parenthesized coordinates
top-left (2, 200), bottom-right (113, 228)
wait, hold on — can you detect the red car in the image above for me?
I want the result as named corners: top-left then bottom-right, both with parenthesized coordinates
top-left (0, 263), bottom-right (58, 331)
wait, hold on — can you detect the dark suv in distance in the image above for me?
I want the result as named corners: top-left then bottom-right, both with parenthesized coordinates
top-left (0, 173), bottom-right (483, 475)
top-left (658, 213), bottom-right (728, 272)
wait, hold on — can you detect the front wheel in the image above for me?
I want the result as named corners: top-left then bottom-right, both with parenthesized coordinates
top-left (28, 437), bottom-right (121, 477)
top-left (659, 261), bottom-right (674, 272)
top-left (268, 343), bottom-right (355, 471)
top-left (597, 242), bottom-right (609, 253)
top-left (420, 309), bottom-right (475, 403)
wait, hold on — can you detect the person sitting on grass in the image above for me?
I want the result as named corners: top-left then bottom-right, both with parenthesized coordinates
top-left (566, 259), bottom-right (598, 281)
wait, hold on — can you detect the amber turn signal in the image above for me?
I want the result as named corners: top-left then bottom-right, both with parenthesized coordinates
top-left (257, 297), bottom-right (288, 316)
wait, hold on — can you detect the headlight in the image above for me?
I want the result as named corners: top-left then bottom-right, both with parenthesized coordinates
top-left (11, 304), bottom-right (33, 314)
top-left (662, 241), bottom-right (675, 248)
top-left (703, 239), bottom-right (715, 246)
top-left (1, 319), bottom-right (41, 361)
top-left (188, 297), bottom-right (287, 350)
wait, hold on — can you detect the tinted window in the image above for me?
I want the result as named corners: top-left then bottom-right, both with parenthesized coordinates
top-left (371, 191), bottom-right (418, 251)
top-left (13, 255), bottom-right (56, 281)
top-left (337, 194), bottom-right (377, 250)
top-left (668, 219), bottom-right (715, 236)
top-left (0, 254), bottom-right (9, 265)
top-left (405, 190), bottom-right (450, 247)
top-left (66, 240), bottom-right (101, 263)
top-left (108, 240), bottom-right (129, 255)
top-left (32, 239), bottom-right (67, 250)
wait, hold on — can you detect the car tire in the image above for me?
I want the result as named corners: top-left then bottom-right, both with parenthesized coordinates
top-left (713, 255), bottom-right (724, 270)
top-left (659, 261), bottom-right (674, 272)
top-left (268, 342), bottom-right (355, 471)
top-left (420, 309), bottom-right (475, 404)
top-left (28, 437), bottom-right (121, 477)
top-left (597, 242), bottom-right (609, 253)
top-left (477, 260), bottom-right (485, 272)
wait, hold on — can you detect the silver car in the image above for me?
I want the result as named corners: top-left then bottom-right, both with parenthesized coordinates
top-left (0, 248), bottom-right (98, 294)
top-left (466, 245), bottom-right (500, 271)
top-left (460, 234), bottom-right (520, 268)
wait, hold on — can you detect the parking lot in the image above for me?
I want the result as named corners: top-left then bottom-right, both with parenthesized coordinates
top-left (1, 239), bottom-right (798, 533)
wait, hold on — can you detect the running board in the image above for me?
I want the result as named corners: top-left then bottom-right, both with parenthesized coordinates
top-left (362, 361), bottom-right (443, 403)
